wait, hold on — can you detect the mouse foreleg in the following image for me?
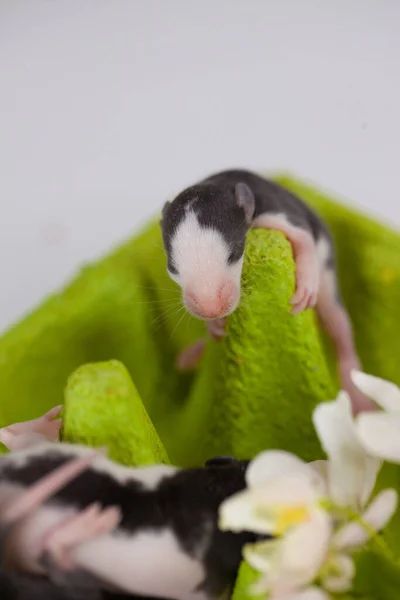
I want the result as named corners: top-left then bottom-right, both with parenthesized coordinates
top-left (0, 406), bottom-right (63, 451)
top-left (252, 214), bottom-right (319, 314)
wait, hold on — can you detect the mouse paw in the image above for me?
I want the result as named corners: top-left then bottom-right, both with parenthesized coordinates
top-left (290, 261), bottom-right (319, 314)
top-left (176, 338), bottom-right (207, 371)
top-left (40, 503), bottom-right (121, 573)
top-left (207, 318), bottom-right (227, 340)
top-left (339, 359), bottom-right (377, 415)
top-left (0, 406), bottom-right (63, 451)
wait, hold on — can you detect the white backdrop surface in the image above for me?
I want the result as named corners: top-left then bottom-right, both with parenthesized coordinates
top-left (0, 1), bottom-right (399, 332)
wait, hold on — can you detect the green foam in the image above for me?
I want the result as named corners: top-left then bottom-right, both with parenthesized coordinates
top-left (62, 360), bottom-right (169, 466)
top-left (0, 174), bottom-right (399, 598)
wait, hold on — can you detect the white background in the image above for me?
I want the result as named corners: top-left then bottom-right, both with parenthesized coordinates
top-left (1, 0), bottom-right (399, 333)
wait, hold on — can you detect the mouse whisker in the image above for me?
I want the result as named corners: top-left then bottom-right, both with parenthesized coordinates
top-left (134, 284), bottom-right (180, 293)
top-left (148, 239), bottom-right (166, 251)
top-left (150, 304), bottom-right (187, 332)
top-left (169, 307), bottom-right (189, 341)
top-left (129, 298), bottom-right (182, 306)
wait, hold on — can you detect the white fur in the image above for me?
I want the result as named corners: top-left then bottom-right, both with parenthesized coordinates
top-left (315, 235), bottom-right (331, 272)
top-left (169, 211), bottom-right (243, 297)
top-left (0, 441), bottom-right (178, 490)
top-left (74, 528), bottom-right (206, 599)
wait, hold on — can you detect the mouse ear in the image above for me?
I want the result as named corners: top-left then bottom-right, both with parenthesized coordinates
top-left (234, 183), bottom-right (255, 225)
top-left (205, 456), bottom-right (238, 467)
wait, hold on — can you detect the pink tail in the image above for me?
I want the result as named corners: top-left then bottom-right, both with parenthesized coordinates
top-left (1, 449), bottom-right (105, 526)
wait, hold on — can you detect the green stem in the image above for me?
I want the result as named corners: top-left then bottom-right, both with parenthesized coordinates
top-left (321, 500), bottom-right (396, 561)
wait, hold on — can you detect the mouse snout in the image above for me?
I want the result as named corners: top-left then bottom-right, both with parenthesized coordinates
top-left (184, 280), bottom-right (239, 320)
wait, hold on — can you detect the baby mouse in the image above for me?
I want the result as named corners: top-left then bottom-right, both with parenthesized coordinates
top-left (0, 441), bottom-right (261, 600)
top-left (160, 169), bottom-right (370, 413)
top-left (0, 416), bottom-right (174, 600)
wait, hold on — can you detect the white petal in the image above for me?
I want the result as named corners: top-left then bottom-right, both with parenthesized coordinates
top-left (286, 588), bottom-right (331, 600)
top-left (333, 489), bottom-right (398, 550)
top-left (363, 488), bottom-right (398, 529)
top-left (333, 521), bottom-right (368, 550)
top-left (312, 392), bottom-right (381, 509)
top-left (308, 460), bottom-right (329, 495)
top-left (245, 450), bottom-right (322, 490)
top-left (251, 573), bottom-right (271, 596)
top-left (278, 510), bottom-right (332, 587)
top-left (351, 370), bottom-right (400, 412)
top-left (322, 553), bottom-right (354, 593)
top-left (250, 512), bottom-right (332, 598)
top-left (219, 472), bottom-right (321, 535)
top-left (356, 411), bottom-right (400, 463)
top-left (218, 487), bottom-right (275, 534)
top-left (269, 587), bottom-right (330, 600)
top-left (244, 539), bottom-right (280, 573)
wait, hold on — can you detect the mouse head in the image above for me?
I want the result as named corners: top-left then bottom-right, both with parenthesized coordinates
top-left (160, 182), bottom-right (255, 320)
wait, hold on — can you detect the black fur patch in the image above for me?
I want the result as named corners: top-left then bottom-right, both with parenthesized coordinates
top-left (160, 182), bottom-right (250, 273)
top-left (205, 456), bottom-right (242, 468)
top-left (160, 169), bottom-right (336, 275)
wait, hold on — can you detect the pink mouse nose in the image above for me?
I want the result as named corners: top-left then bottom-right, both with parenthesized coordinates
top-left (184, 281), bottom-right (239, 319)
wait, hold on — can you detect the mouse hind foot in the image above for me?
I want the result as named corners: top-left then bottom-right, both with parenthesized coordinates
top-left (39, 503), bottom-right (121, 585)
top-left (176, 338), bottom-right (207, 371)
top-left (316, 269), bottom-right (375, 414)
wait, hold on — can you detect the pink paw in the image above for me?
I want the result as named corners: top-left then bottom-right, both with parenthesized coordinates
top-left (40, 503), bottom-right (121, 572)
top-left (176, 339), bottom-right (207, 371)
top-left (175, 319), bottom-right (227, 372)
top-left (207, 318), bottom-right (227, 340)
top-left (290, 263), bottom-right (319, 314)
top-left (339, 360), bottom-right (377, 415)
top-left (0, 406), bottom-right (63, 451)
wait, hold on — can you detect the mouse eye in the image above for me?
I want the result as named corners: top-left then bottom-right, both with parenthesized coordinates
top-left (227, 237), bottom-right (245, 265)
top-left (228, 246), bottom-right (244, 265)
top-left (167, 260), bottom-right (179, 276)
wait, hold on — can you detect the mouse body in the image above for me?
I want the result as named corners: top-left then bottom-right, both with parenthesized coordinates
top-left (160, 169), bottom-right (369, 413)
top-left (0, 441), bottom-right (258, 600)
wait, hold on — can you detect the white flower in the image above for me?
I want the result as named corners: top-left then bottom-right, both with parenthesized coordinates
top-left (351, 370), bottom-right (400, 463)
top-left (218, 391), bottom-right (397, 598)
top-left (219, 451), bottom-right (333, 596)
top-left (312, 390), bottom-right (382, 512)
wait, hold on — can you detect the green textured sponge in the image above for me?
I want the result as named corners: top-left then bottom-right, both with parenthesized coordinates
top-left (62, 360), bottom-right (169, 466)
top-left (231, 563), bottom-right (262, 600)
